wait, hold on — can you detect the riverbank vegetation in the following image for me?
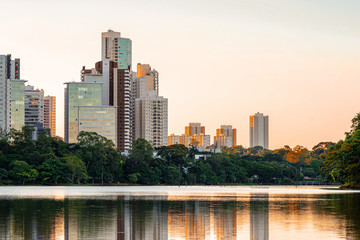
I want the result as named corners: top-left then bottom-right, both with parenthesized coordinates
top-left (0, 113), bottom-right (359, 186)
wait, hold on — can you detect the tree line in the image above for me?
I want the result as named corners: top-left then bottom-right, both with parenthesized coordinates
top-left (0, 113), bottom-right (359, 186)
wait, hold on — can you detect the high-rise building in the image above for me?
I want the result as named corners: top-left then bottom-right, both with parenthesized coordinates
top-left (249, 112), bottom-right (269, 149)
top-left (64, 82), bottom-right (117, 145)
top-left (0, 54), bottom-right (20, 132)
top-left (81, 59), bottom-right (131, 151)
top-left (24, 85), bottom-right (44, 129)
top-left (131, 63), bottom-right (168, 148)
top-left (137, 63), bottom-right (159, 95)
top-left (0, 55), bottom-right (11, 132)
top-left (10, 79), bottom-right (26, 131)
top-left (214, 125), bottom-right (237, 149)
top-left (44, 96), bottom-right (56, 136)
top-left (101, 30), bottom-right (132, 69)
top-left (135, 91), bottom-right (168, 148)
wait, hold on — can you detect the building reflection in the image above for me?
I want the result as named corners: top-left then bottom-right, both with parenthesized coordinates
top-left (250, 193), bottom-right (269, 240)
top-left (1, 192), bottom-right (359, 240)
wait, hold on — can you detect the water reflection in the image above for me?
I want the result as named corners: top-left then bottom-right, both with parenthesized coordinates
top-left (250, 194), bottom-right (269, 240)
top-left (0, 191), bottom-right (359, 239)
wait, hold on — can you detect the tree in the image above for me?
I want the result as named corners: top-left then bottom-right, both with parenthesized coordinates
top-left (311, 142), bottom-right (335, 160)
top-left (76, 131), bottom-right (116, 184)
top-left (64, 155), bottom-right (87, 184)
top-left (0, 168), bottom-right (8, 181)
top-left (346, 112), bottom-right (360, 138)
top-left (10, 126), bottom-right (34, 156)
top-left (323, 130), bottom-right (360, 184)
top-left (284, 145), bottom-right (310, 164)
top-left (38, 158), bottom-right (70, 184)
top-left (124, 138), bottom-right (154, 184)
top-left (8, 161), bottom-right (38, 184)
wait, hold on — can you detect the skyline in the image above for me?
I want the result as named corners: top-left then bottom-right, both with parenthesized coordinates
top-left (1, 0), bottom-right (360, 149)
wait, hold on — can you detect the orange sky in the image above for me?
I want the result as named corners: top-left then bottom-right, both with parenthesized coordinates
top-left (1, 0), bottom-right (359, 149)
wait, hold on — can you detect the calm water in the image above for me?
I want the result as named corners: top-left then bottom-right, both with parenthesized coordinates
top-left (0, 186), bottom-right (359, 240)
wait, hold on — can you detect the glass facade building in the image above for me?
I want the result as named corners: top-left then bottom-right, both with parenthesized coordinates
top-left (10, 80), bottom-right (26, 130)
top-left (64, 82), bottom-right (117, 145)
top-left (114, 38), bottom-right (132, 69)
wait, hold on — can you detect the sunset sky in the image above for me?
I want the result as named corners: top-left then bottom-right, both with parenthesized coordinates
top-left (1, 0), bottom-right (359, 149)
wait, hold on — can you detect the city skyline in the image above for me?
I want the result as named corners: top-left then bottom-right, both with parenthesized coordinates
top-left (1, 0), bottom-right (359, 149)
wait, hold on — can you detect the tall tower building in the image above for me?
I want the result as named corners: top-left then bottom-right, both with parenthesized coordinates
top-left (81, 59), bottom-right (131, 151)
top-left (101, 30), bottom-right (132, 69)
top-left (44, 96), bottom-right (56, 136)
top-left (0, 55), bottom-right (11, 132)
top-left (249, 112), bottom-right (269, 149)
top-left (214, 125), bottom-right (237, 149)
top-left (0, 54), bottom-right (21, 132)
top-left (132, 63), bottom-right (167, 148)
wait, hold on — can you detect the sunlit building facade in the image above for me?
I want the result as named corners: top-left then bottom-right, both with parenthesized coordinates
top-left (44, 96), bottom-right (56, 136)
top-left (185, 123), bottom-right (205, 136)
top-left (249, 112), bottom-right (269, 149)
top-left (214, 125), bottom-right (237, 149)
top-left (136, 63), bottom-right (159, 95)
top-left (168, 134), bottom-right (181, 145)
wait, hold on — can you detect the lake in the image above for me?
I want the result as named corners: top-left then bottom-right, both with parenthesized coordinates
top-left (0, 186), bottom-right (359, 240)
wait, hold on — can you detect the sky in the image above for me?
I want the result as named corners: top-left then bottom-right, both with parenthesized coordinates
top-left (1, 0), bottom-right (359, 149)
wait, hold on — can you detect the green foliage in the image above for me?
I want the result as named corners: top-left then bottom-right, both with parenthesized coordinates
top-left (128, 173), bottom-right (140, 183)
top-left (323, 130), bottom-right (360, 184)
top-left (8, 161), bottom-right (38, 184)
top-left (0, 168), bottom-right (8, 181)
top-left (346, 112), bottom-right (360, 138)
top-left (64, 155), bottom-right (87, 184)
top-left (38, 158), bottom-right (70, 184)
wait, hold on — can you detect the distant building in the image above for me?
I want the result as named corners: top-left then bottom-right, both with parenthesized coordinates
top-left (168, 134), bottom-right (181, 145)
top-left (249, 112), bottom-right (269, 149)
top-left (185, 123), bottom-right (205, 136)
top-left (169, 123), bottom-right (210, 149)
top-left (214, 125), bottom-right (237, 149)
top-left (44, 96), bottom-right (56, 136)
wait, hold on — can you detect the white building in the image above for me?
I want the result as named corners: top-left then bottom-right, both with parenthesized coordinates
top-left (249, 112), bottom-right (269, 149)
top-left (135, 91), bottom-right (168, 148)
